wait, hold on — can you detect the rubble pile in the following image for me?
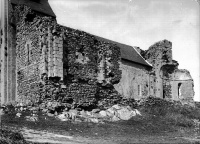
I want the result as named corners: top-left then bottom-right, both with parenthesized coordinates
top-left (12, 104), bottom-right (141, 123)
top-left (55, 104), bottom-right (141, 123)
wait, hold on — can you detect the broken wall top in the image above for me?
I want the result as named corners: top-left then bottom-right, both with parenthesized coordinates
top-left (52, 24), bottom-right (152, 68)
top-left (173, 69), bottom-right (193, 81)
top-left (148, 39), bottom-right (172, 50)
top-left (95, 36), bottom-right (152, 68)
top-left (144, 39), bottom-right (173, 65)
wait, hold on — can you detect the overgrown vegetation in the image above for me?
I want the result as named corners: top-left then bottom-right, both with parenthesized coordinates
top-left (0, 129), bottom-right (28, 144)
top-left (0, 128), bottom-right (51, 144)
top-left (138, 96), bottom-right (200, 128)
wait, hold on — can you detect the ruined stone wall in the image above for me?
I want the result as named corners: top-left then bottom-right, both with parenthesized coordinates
top-left (15, 6), bottom-right (42, 103)
top-left (171, 69), bottom-right (194, 101)
top-left (144, 40), bottom-right (173, 98)
top-left (36, 25), bottom-right (122, 107)
top-left (161, 62), bottom-right (179, 99)
top-left (61, 27), bottom-right (121, 106)
top-left (13, 4), bottom-right (122, 106)
top-left (114, 60), bottom-right (150, 100)
top-left (9, 3), bottom-right (194, 106)
top-left (14, 5), bottom-right (61, 104)
top-left (144, 40), bottom-right (194, 101)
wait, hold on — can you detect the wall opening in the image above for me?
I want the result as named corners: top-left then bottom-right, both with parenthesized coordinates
top-left (178, 83), bottom-right (182, 98)
top-left (27, 44), bottom-right (30, 63)
top-left (25, 13), bottom-right (36, 23)
top-left (163, 89), bottom-right (165, 99)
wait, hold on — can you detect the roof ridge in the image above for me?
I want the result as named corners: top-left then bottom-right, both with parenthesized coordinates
top-left (132, 46), bottom-right (152, 67)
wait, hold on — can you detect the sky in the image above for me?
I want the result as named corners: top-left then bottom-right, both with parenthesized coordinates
top-left (49, 0), bottom-right (200, 101)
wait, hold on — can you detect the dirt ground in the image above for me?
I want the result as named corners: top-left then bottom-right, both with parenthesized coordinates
top-left (2, 99), bottom-right (200, 144)
top-left (20, 128), bottom-right (200, 144)
top-left (2, 112), bottom-right (200, 144)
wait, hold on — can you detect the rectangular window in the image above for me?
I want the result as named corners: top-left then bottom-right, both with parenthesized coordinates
top-left (27, 44), bottom-right (30, 63)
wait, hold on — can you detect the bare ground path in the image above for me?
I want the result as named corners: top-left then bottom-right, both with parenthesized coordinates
top-left (20, 127), bottom-right (200, 144)
top-left (21, 127), bottom-right (117, 144)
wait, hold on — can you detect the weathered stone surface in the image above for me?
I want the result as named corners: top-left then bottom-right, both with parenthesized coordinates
top-left (114, 60), bottom-right (150, 100)
top-left (117, 108), bottom-right (135, 120)
top-left (12, 4), bottom-right (122, 106)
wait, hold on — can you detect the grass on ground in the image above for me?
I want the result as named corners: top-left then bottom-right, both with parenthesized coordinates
top-left (1, 96), bottom-right (200, 143)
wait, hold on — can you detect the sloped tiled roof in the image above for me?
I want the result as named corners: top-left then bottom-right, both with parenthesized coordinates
top-left (11, 0), bottom-right (56, 17)
top-left (95, 36), bottom-right (152, 67)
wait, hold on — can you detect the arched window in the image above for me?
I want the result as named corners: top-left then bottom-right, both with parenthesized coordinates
top-left (25, 41), bottom-right (32, 65)
top-left (178, 83), bottom-right (182, 98)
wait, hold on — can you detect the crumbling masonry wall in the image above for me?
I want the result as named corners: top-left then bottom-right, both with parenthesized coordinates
top-left (144, 40), bottom-right (173, 98)
top-left (15, 5), bottom-right (63, 104)
top-left (14, 5), bottom-right (122, 106)
top-left (61, 27), bottom-right (121, 106)
top-left (171, 69), bottom-right (194, 101)
top-left (143, 40), bottom-right (194, 101)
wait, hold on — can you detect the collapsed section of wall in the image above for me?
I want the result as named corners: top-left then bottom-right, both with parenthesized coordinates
top-left (61, 26), bottom-right (122, 106)
top-left (143, 40), bottom-right (194, 101)
top-left (171, 69), bottom-right (194, 101)
top-left (144, 40), bottom-right (173, 98)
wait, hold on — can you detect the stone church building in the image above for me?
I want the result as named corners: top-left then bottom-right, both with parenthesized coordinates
top-left (0, 0), bottom-right (194, 105)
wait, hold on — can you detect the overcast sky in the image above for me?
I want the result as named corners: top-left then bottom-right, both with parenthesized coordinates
top-left (49, 0), bottom-right (199, 101)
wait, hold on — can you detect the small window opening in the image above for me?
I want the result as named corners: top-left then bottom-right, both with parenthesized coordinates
top-left (138, 85), bottom-right (141, 96)
top-left (108, 72), bottom-right (114, 77)
top-left (25, 13), bottom-right (36, 23)
top-left (178, 83), bottom-right (182, 98)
